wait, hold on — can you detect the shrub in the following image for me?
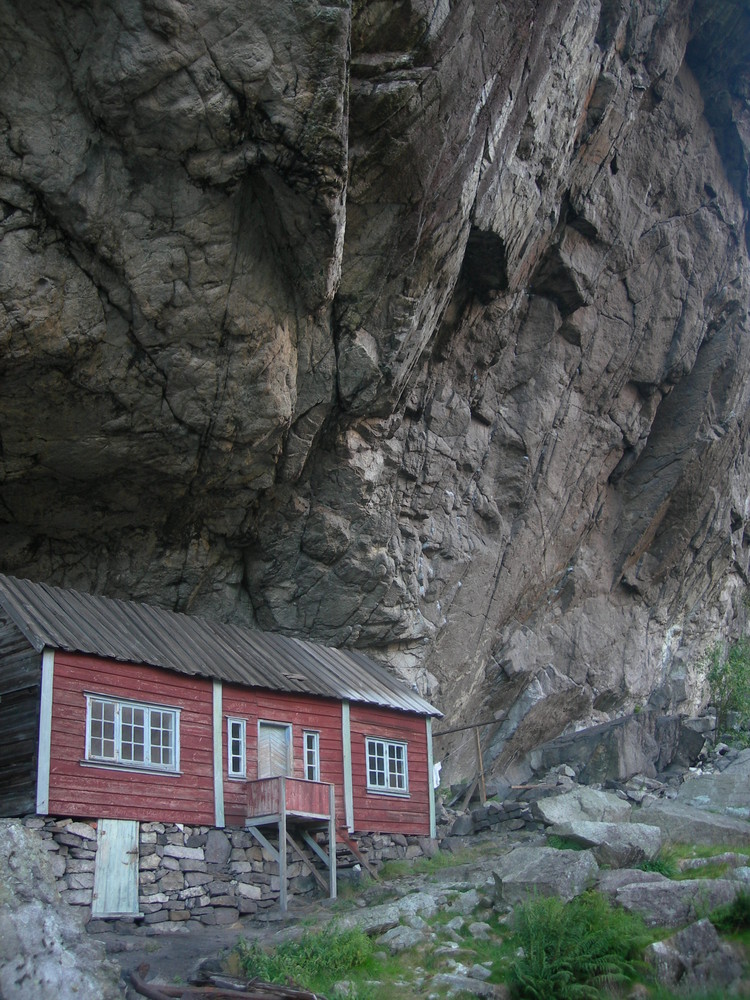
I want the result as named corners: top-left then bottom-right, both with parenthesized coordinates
top-left (508, 891), bottom-right (648, 999)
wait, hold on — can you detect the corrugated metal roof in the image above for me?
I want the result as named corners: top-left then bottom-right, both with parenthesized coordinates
top-left (0, 574), bottom-right (441, 717)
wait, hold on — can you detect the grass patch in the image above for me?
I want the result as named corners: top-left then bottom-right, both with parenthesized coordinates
top-left (670, 842), bottom-right (750, 861)
top-left (637, 848), bottom-right (679, 879)
top-left (546, 834), bottom-right (588, 852)
top-left (378, 843), bottom-right (488, 880)
top-left (235, 924), bottom-right (373, 996)
top-left (507, 891), bottom-right (650, 999)
top-left (656, 842), bottom-right (750, 881)
top-left (710, 888), bottom-right (750, 934)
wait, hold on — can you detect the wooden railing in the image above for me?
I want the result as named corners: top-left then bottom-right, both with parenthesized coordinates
top-left (245, 776), bottom-right (333, 822)
top-left (245, 776), bottom-right (337, 911)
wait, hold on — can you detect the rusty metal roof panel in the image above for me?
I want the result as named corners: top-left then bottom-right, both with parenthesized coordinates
top-left (0, 574), bottom-right (441, 717)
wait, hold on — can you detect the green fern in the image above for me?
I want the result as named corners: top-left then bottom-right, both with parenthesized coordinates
top-left (508, 892), bottom-right (648, 1000)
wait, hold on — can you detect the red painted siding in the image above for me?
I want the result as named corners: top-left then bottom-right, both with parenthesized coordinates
top-left (222, 686), bottom-right (345, 828)
top-left (48, 652), bottom-right (215, 825)
top-left (46, 652), bottom-right (432, 837)
top-left (349, 705), bottom-right (430, 836)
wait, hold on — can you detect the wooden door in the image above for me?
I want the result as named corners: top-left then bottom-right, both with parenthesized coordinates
top-left (258, 722), bottom-right (292, 778)
top-left (92, 818), bottom-right (140, 916)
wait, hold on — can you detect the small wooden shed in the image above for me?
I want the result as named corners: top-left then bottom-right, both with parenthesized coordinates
top-left (0, 574), bottom-right (441, 912)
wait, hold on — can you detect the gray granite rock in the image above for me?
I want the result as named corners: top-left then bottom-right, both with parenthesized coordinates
top-left (0, 821), bottom-right (124, 1000)
top-left (645, 918), bottom-right (743, 993)
top-left (492, 846), bottom-right (598, 905)
top-left (1, 0), bottom-right (749, 772)
top-left (533, 787), bottom-right (632, 826)
top-left (548, 820), bottom-right (662, 868)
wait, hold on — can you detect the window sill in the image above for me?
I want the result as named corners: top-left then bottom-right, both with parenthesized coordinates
top-left (227, 775), bottom-right (247, 782)
top-left (80, 759), bottom-right (181, 777)
top-left (366, 787), bottom-right (410, 798)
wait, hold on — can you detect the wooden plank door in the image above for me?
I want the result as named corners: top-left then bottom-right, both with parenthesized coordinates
top-left (92, 818), bottom-right (140, 917)
top-left (258, 722), bottom-right (292, 778)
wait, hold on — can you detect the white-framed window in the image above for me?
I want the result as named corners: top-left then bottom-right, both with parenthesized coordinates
top-left (366, 737), bottom-right (408, 795)
top-left (85, 694), bottom-right (179, 772)
top-left (303, 730), bottom-right (320, 782)
top-left (227, 717), bottom-right (246, 778)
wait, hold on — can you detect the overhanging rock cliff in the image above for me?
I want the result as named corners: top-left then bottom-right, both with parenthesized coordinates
top-left (1, 0), bottom-right (749, 780)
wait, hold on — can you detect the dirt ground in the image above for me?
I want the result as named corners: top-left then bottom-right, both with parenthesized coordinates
top-left (93, 893), bottom-right (343, 995)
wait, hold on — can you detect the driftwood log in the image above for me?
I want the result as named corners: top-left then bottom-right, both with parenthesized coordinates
top-left (129, 969), bottom-right (323, 1000)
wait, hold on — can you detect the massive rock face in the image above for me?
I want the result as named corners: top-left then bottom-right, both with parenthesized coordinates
top-left (1, 0), bottom-right (749, 780)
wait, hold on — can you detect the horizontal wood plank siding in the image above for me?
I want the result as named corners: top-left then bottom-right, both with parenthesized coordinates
top-left (222, 686), bottom-right (344, 827)
top-left (48, 652), bottom-right (215, 825)
top-left (0, 613), bottom-right (40, 816)
top-left (349, 705), bottom-right (430, 836)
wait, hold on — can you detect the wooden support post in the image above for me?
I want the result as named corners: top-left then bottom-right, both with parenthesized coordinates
top-left (459, 777), bottom-right (479, 812)
top-left (245, 824), bottom-right (279, 862)
top-left (279, 776), bottom-right (287, 913)
top-left (340, 836), bottom-right (380, 881)
top-left (286, 833), bottom-right (329, 893)
top-left (475, 727), bottom-right (487, 804)
top-left (328, 783), bottom-right (337, 901)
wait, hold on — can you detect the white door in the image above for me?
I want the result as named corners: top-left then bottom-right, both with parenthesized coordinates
top-left (92, 818), bottom-right (140, 917)
top-left (258, 722), bottom-right (292, 778)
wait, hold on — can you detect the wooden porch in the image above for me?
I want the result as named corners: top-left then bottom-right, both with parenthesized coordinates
top-left (245, 776), bottom-right (336, 912)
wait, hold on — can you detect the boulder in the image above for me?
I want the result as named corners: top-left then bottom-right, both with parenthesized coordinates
top-left (612, 876), bottom-right (742, 928)
top-left (676, 749), bottom-right (750, 821)
top-left (548, 820), bottom-right (662, 868)
top-left (337, 890), bottom-right (441, 937)
top-left (377, 925), bottom-right (427, 954)
top-left (532, 786), bottom-right (631, 826)
top-left (492, 846), bottom-right (598, 906)
top-left (596, 868), bottom-right (668, 898)
top-left (638, 799), bottom-right (750, 847)
top-left (529, 713), bottom-right (705, 786)
top-left (430, 973), bottom-right (499, 997)
top-left (0, 820), bottom-right (124, 1000)
top-left (645, 918), bottom-right (743, 994)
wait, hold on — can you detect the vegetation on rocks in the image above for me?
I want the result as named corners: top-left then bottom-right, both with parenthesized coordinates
top-left (710, 888), bottom-right (750, 935)
top-left (235, 925), bottom-right (373, 997)
top-left (227, 871), bottom-right (748, 999)
top-left (706, 639), bottom-right (750, 740)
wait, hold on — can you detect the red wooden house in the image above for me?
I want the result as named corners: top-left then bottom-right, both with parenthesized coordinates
top-left (0, 574), bottom-right (440, 912)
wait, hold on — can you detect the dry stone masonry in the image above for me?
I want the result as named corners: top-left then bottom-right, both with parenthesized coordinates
top-left (21, 816), bottom-right (430, 928)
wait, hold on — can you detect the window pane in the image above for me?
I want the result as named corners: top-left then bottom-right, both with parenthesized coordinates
top-left (388, 743), bottom-right (405, 789)
top-left (121, 705), bottom-right (146, 762)
top-left (367, 738), bottom-right (406, 792)
top-left (304, 732), bottom-right (319, 781)
top-left (87, 698), bottom-right (177, 770)
top-left (368, 740), bottom-right (385, 787)
top-left (150, 710), bottom-right (173, 767)
top-left (228, 719), bottom-right (245, 776)
top-left (90, 700), bottom-right (116, 759)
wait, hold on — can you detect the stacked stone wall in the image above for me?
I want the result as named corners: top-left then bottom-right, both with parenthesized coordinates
top-left (20, 816), bottom-right (431, 928)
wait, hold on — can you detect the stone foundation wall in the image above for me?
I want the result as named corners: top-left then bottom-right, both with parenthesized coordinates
top-left (21, 816), bottom-right (431, 929)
